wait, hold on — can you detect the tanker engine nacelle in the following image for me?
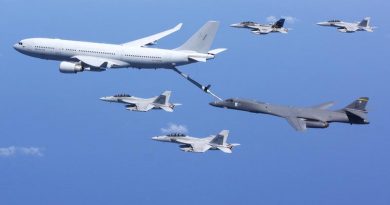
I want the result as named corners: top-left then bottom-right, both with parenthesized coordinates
top-left (59, 61), bottom-right (83, 73)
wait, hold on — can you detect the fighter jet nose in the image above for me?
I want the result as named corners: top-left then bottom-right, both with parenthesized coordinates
top-left (230, 24), bottom-right (240, 27)
top-left (100, 97), bottom-right (111, 101)
top-left (152, 136), bottom-right (161, 141)
top-left (317, 22), bottom-right (327, 26)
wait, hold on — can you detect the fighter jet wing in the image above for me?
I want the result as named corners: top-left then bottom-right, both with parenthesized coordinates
top-left (286, 117), bottom-right (307, 131)
top-left (122, 23), bottom-right (182, 47)
top-left (72, 55), bottom-right (129, 68)
top-left (252, 27), bottom-right (273, 34)
top-left (127, 103), bottom-right (154, 112)
top-left (160, 106), bottom-right (174, 112)
top-left (311, 101), bottom-right (335, 110)
top-left (217, 147), bottom-right (232, 154)
top-left (190, 143), bottom-right (212, 153)
top-left (173, 139), bottom-right (211, 152)
top-left (338, 26), bottom-right (358, 32)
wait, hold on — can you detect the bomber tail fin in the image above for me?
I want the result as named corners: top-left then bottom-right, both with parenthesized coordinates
top-left (154, 91), bottom-right (171, 105)
top-left (342, 97), bottom-right (370, 124)
top-left (175, 21), bottom-right (219, 54)
top-left (344, 97), bottom-right (369, 112)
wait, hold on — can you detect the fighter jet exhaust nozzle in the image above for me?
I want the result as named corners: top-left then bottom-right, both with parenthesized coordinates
top-left (179, 144), bottom-right (193, 152)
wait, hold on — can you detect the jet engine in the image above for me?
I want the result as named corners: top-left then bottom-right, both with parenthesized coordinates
top-left (179, 144), bottom-right (193, 152)
top-left (125, 104), bottom-right (138, 111)
top-left (305, 121), bottom-right (329, 128)
top-left (59, 61), bottom-right (83, 73)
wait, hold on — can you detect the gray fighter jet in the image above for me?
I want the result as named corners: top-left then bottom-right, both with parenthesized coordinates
top-left (317, 17), bottom-right (375, 33)
top-left (210, 97), bottom-right (369, 131)
top-left (230, 18), bottom-right (288, 34)
top-left (152, 130), bottom-right (239, 153)
top-left (100, 91), bottom-right (181, 112)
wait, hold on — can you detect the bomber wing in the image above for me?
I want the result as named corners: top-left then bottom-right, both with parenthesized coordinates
top-left (311, 101), bottom-right (335, 110)
top-left (345, 108), bottom-right (367, 119)
top-left (122, 23), bottom-right (182, 47)
top-left (286, 117), bottom-right (307, 131)
top-left (72, 55), bottom-right (129, 68)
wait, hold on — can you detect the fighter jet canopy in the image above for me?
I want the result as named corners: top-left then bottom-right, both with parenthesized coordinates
top-left (114, 94), bottom-right (131, 97)
top-left (167, 133), bottom-right (186, 137)
top-left (328, 20), bottom-right (341, 23)
top-left (241, 21), bottom-right (256, 26)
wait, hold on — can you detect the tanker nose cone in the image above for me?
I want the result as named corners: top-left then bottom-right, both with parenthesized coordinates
top-left (13, 43), bottom-right (21, 51)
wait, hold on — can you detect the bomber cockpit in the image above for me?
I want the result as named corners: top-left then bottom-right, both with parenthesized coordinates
top-left (225, 98), bottom-right (234, 103)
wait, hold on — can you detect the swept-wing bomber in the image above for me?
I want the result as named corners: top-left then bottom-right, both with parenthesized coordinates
top-left (210, 97), bottom-right (370, 131)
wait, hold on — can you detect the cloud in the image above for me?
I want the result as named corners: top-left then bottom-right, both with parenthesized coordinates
top-left (266, 16), bottom-right (278, 23)
top-left (266, 15), bottom-right (298, 24)
top-left (282, 16), bottom-right (298, 24)
top-left (0, 146), bottom-right (43, 157)
top-left (161, 123), bottom-right (188, 134)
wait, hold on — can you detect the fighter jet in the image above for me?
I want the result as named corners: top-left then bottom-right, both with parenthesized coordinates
top-left (210, 97), bottom-right (369, 131)
top-left (152, 130), bottom-right (239, 153)
top-left (317, 17), bottom-right (375, 33)
top-left (100, 91), bottom-right (180, 112)
top-left (230, 18), bottom-right (288, 35)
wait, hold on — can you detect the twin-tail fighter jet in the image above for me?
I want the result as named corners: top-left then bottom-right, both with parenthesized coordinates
top-left (230, 18), bottom-right (288, 34)
top-left (100, 91), bottom-right (181, 112)
top-left (317, 17), bottom-right (375, 33)
top-left (13, 21), bottom-right (226, 99)
top-left (210, 97), bottom-right (369, 131)
top-left (152, 130), bottom-right (239, 153)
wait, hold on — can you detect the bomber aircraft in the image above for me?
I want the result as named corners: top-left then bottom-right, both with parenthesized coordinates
top-left (210, 97), bottom-right (370, 131)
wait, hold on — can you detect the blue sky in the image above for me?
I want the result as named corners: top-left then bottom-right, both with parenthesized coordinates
top-left (1, 0), bottom-right (389, 204)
